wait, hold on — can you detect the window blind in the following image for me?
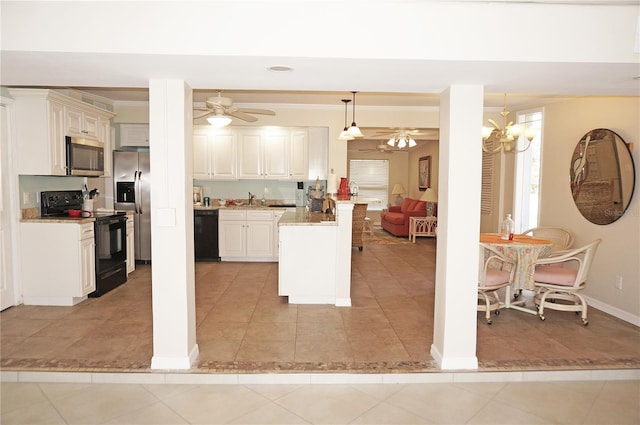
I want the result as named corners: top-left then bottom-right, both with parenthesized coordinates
top-left (481, 140), bottom-right (494, 215)
top-left (349, 159), bottom-right (389, 211)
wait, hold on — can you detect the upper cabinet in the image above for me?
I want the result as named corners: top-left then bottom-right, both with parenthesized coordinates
top-left (193, 126), bottom-right (237, 180)
top-left (194, 126), bottom-right (311, 181)
top-left (9, 88), bottom-right (115, 176)
top-left (119, 124), bottom-right (149, 147)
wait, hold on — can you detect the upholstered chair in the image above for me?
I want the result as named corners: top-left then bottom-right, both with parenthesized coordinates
top-left (478, 243), bottom-right (516, 324)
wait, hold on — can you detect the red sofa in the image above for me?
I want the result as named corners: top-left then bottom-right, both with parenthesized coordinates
top-left (380, 197), bottom-right (427, 236)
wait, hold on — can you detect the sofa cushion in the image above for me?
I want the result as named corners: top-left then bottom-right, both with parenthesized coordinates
top-left (413, 200), bottom-right (426, 212)
top-left (384, 212), bottom-right (406, 225)
top-left (400, 198), bottom-right (413, 213)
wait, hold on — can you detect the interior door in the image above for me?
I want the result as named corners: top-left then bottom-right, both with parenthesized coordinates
top-left (1, 101), bottom-right (15, 310)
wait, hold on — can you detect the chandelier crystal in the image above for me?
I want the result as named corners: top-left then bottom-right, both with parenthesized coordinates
top-left (482, 94), bottom-right (538, 154)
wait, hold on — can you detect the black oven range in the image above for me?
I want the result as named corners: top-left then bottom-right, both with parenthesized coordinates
top-left (40, 190), bottom-right (128, 297)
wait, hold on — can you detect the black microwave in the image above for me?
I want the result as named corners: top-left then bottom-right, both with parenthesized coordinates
top-left (66, 136), bottom-right (105, 176)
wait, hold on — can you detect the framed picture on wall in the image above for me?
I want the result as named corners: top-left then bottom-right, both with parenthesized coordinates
top-left (418, 155), bottom-right (431, 190)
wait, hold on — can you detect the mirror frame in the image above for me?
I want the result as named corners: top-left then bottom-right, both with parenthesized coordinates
top-left (570, 128), bottom-right (635, 225)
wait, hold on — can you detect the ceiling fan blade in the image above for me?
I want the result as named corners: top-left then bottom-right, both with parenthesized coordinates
top-left (226, 110), bottom-right (258, 122)
top-left (236, 108), bottom-right (276, 116)
top-left (194, 111), bottom-right (213, 119)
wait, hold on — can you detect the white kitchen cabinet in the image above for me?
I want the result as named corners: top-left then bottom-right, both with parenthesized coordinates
top-left (219, 209), bottom-right (275, 261)
top-left (119, 123), bottom-right (149, 147)
top-left (237, 129), bottom-right (289, 179)
top-left (289, 129), bottom-right (309, 180)
top-left (193, 126), bottom-right (237, 180)
top-left (20, 221), bottom-right (96, 306)
top-left (10, 88), bottom-right (115, 176)
top-left (66, 105), bottom-right (100, 139)
top-left (272, 208), bottom-right (294, 259)
top-left (126, 213), bottom-right (135, 274)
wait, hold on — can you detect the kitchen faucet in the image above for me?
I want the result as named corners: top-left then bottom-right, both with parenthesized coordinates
top-left (248, 192), bottom-right (256, 206)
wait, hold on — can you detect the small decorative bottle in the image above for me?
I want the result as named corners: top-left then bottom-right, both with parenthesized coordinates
top-left (501, 214), bottom-right (515, 240)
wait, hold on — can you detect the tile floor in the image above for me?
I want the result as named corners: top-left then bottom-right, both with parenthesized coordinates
top-left (2, 230), bottom-right (640, 375)
top-left (1, 379), bottom-right (639, 424)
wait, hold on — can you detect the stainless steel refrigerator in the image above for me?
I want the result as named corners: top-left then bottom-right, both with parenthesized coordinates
top-left (113, 151), bottom-right (152, 262)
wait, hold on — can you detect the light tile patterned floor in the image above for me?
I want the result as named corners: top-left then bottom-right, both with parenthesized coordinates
top-left (1, 231), bottom-right (639, 374)
top-left (2, 379), bottom-right (639, 424)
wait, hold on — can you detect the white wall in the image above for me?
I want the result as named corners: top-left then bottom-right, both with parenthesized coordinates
top-left (540, 97), bottom-right (640, 319)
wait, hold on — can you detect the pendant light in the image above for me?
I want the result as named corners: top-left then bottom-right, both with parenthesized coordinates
top-left (338, 99), bottom-right (354, 141)
top-left (347, 91), bottom-right (364, 138)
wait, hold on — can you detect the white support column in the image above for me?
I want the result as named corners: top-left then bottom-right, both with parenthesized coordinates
top-left (431, 85), bottom-right (484, 370)
top-left (334, 202), bottom-right (354, 307)
top-left (149, 79), bottom-right (198, 370)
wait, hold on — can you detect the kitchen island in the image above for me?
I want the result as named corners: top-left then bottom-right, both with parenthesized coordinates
top-left (278, 202), bottom-right (354, 306)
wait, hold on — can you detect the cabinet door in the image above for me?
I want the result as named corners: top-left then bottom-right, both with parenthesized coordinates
top-left (289, 129), bottom-right (308, 180)
top-left (238, 131), bottom-right (263, 179)
top-left (82, 111), bottom-right (100, 139)
top-left (66, 107), bottom-right (99, 139)
top-left (211, 131), bottom-right (237, 180)
top-left (48, 100), bottom-right (67, 175)
top-left (192, 131), bottom-right (211, 179)
top-left (80, 235), bottom-right (96, 296)
top-left (120, 124), bottom-right (149, 147)
top-left (246, 220), bottom-right (273, 257)
top-left (219, 220), bottom-right (246, 257)
top-left (272, 210), bottom-right (286, 259)
top-left (263, 131), bottom-right (289, 179)
top-left (126, 220), bottom-right (135, 274)
top-left (100, 119), bottom-right (112, 177)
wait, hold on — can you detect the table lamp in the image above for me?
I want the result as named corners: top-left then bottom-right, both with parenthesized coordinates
top-left (420, 188), bottom-right (437, 216)
top-left (391, 183), bottom-right (406, 206)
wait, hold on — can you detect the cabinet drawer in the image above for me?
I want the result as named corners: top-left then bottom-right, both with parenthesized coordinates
top-left (219, 210), bottom-right (246, 221)
top-left (79, 223), bottom-right (95, 240)
top-left (247, 210), bottom-right (273, 221)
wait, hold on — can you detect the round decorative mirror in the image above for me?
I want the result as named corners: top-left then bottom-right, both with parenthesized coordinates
top-left (570, 128), bottom-right (635, 225)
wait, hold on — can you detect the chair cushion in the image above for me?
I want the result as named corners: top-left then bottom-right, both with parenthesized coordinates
top-left (483, 269), bottom-right (511, 287)
top-left (534, 265), bottom-right (578, 286)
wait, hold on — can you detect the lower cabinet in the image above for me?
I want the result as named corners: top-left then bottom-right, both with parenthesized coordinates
top-left (126, 214), bottom-right (135, 274)
top-left (219, 209), bottom-right (276, 261)
top-left (20, 221), bottom-right (96, 305)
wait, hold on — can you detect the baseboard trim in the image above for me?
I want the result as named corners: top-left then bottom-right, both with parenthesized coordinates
top-left (585, 296), bottom-right (640, 327)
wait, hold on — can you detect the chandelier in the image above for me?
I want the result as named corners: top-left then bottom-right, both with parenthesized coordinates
top-left (482, 94), bottom-right (538, 154)
top-left (387, 133), bottom-right (417, 149)
top-left (338, 99), bottom-right (353, 141)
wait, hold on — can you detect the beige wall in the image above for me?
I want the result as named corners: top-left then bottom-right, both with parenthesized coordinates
top-left (539, 97), bottom-right (639, 318)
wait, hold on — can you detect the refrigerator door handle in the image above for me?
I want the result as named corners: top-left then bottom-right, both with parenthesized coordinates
top-left (136, 170), bottom-right (143, 215)
top-left (134, 171), bottom-right (140, 214)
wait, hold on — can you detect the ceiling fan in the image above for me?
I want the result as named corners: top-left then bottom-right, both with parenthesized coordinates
top-left (358, 143), bottom-right (397, 154)
top-left (372, 128), bottom-right (428, 138)
top-left (194, 91), bottom-right (276, 125)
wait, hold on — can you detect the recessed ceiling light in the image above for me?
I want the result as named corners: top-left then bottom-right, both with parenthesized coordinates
top-left (268, 65), bottom-right (293, 72)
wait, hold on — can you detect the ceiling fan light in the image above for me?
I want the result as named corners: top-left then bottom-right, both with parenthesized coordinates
top-left (397, 137), bottom-right (407, 148)
top-left (387, 138), bottom-right (395, 146)
top-left (207, 115), bottom-right (232, 127)
top-left (408, 137), bottom-right (416, 147)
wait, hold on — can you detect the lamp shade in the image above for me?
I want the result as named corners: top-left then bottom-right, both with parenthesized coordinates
top-left (391, 183), bottom-right (406, 195)
top-left (420, 188), bottom-right (437, 202)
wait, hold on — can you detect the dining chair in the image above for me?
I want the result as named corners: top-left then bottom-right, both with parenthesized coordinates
top-left (533, 239), bottom-right (601, 325)
top-left (478, 243), bottom-right (517, 324)
top-left (521, 227), bottom-right (574, 253)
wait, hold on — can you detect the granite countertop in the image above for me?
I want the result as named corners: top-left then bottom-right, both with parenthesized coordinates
top-left (278, 209), bottom-right (336, 226)
top-left (194, 203), bottom-right (298, 211)
top-left (21, 216), bottom-right (96, 224)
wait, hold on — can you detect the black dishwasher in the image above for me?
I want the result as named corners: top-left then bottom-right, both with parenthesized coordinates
top-left (194, 209), bottom-right (220, 261)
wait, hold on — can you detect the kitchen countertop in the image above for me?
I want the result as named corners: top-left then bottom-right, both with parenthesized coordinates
top-left (194, 204), bottom-right (298, 211)
top-left (278, 209), bottom-right (336, 226)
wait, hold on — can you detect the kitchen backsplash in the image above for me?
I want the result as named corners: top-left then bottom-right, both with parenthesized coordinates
top-left (194, 179), bottom-right (325, 203)
top-left (18, 175), bottom-right (86, 209)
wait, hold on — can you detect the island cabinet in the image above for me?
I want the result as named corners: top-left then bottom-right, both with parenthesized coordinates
top-left (20, 221), bottom-right (96, 306)
top-left (192, 126), bottom-right (237, 180)
top-left (10, 88), bottom-right (115, 176)
top-left (218, 209), bottom-right (276, 261)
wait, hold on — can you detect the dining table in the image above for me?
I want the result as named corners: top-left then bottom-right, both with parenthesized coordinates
top-left (480, 232), bottom-right (554, 314)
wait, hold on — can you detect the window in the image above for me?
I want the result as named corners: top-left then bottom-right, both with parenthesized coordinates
top-left (481, 139), bottom-right (494, 215)
top-left (348, 159), bottom-right (389, 211)
top-left (514, 110), bottom-right (543, 232)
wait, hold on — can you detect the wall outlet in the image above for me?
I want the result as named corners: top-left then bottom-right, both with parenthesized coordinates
top-left (615, 275), bottom-right (623, 290)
